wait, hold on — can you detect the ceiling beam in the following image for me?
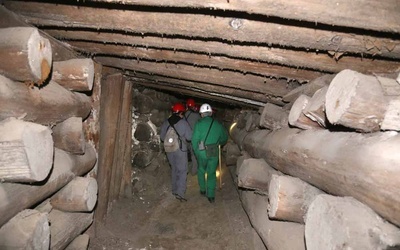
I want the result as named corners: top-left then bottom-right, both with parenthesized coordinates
top-left (69, 41), bottom-right (323, 82)
top-left (5, 1), bottom-right (400, 59)
top-left (47, 29), bottom-right (400, 74)
top-left (129, 73), bottom-right (284, 105)
top-left (94, 56), bottom-right (294, 97)
top-left (131, 78), bottom-right (262, 108)
top-left (88, 0), bottom-right (400, 34)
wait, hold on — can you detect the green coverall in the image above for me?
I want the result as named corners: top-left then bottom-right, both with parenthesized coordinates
top-left (191, 116), bottom-right (228, 198)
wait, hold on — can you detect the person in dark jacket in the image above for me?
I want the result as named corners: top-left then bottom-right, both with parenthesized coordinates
top-left (160, 103), bottom-right (192, 201)
top-left (184, 98), bottom-right (201, 175)
top-left (191, 103), bottom-right (228, 203)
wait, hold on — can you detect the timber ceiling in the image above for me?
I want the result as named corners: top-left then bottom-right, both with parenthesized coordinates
top-left (1, 1), bottom-right (400, 107)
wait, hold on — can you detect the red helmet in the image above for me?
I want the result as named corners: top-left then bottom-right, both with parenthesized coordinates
top-left (186, 98), bottom-right (196, 108)
top-left (172, 103), bottom-right (185, 113)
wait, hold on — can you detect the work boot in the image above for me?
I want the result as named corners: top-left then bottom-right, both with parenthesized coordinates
top-left (208, 197), bottom-right (215, 203)
top-left (175, 194), bottom-right (187, 202)
top-left (200, 191), bottom-right (206, 196)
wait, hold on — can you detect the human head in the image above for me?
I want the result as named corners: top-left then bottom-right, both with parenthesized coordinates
top-left (199, 103), bottom-right (213, 117)
top-left (172, 103), bottom-right (185, 115)
top-left (186, 98), bottom-right (196, 110)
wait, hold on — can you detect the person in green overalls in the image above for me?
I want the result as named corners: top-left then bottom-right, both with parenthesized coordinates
top-left (191, 103), bottom-right (228, 203)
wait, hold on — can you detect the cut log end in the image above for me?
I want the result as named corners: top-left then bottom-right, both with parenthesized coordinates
top-left (289, 94), bottom-right (321, 130)
top-left (28, 29), bottom-right (52, 83)
top-left (325, 70), bottom-right (358, 124)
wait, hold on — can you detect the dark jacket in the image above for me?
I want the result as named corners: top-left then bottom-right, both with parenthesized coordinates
top-left (160, 114), bottom-right (192, 152)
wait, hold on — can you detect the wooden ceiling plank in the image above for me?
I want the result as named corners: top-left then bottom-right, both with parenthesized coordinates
top-left (5, 1), bottom-right (400, 59)
top-left (46, 30), bottom-right (400, 75)
top-left (69, 41), bottom-right (323, 82)
top-left (132, 79), bottom-right (262, 108)
top-left (94, 56), bottom-right (294, 97)
top-left (88, 0), bottom-right (400, 34)
top-left (0, 6), bottom-right (79, 61)
top-left (129, 73), bottom-right (282, 105)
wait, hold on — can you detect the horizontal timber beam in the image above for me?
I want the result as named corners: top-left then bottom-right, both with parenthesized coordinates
top-left (5, 1), bottom-right (400, 59)
top-left (88, 0), bottom-right (400, 34)
top-left (69, 41), bottom-right (322, 82)
top-left (130, 74), bottom-right (284, 105)
top-left (46, 29), bottom-right (400, 74)
top-left (94, 56), bottom-right (294, 97)
top-left (133, 79), bottom-right (262, 108)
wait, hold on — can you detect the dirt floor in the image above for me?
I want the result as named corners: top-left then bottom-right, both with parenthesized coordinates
top-left (89, 154), bottom-right (262, 250)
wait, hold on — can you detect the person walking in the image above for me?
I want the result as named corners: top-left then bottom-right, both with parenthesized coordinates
top-left (160, 102), bottom-right (192, 201)
top-left (184, 98), bottom-right (201, 175)
top-left (191, 103), bottom-right (228, 203)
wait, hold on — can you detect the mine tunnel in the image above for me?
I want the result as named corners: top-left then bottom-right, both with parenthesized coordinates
top-left (0, 1), bottom-right (400, 249)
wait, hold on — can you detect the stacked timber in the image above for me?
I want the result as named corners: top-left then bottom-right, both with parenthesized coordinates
top-left (0, 26), bottom-right (99, 249)
top-left (230, 69), bottom-right (400, 249)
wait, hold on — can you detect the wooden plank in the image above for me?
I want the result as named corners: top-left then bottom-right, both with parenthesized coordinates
top-left (115, 81), bottom-right (133, 199)
top-left (0, 6), bottom-right (78, 61)
top-left (131, 76), bottom-right (280, 105)
top-left (6, 1), bottom-right (400, 59)
top-left (95, 73), bottom-right (124, 224)
top-left (136, 80), bottom-right (261, 108)
top-left (69, 41), bottom-right (321, 82)
top-left (96, 57), bottom-right (293, 97)
top-left (47, 29), bottom-right (400, 74)
top-left (89, 0), bottom-right (400, 34)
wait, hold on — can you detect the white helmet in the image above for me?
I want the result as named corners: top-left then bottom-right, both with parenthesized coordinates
top-left (199, 103), bottom-right (212, 114)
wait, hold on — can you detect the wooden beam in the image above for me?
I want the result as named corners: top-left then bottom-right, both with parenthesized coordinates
top-left (96, 57), bottom-right (292, 97)
top-left (232, 126), bottom-right (400, 227)
top-left (70, 41), bottom-right (321, 82)
top-left (88, 0), bottom-right (400, 34)
top-left (130, 75), bottom-right (281, 105)
top-left (6, 1), bottom-right (400, 59)
top-left (52, 59), bottom-right (95, 92)
top-left (0, 6), bottom-right (78, 61)
top-left (47, 29), bottom-right (400, 74)
top-left (52, 117), bottom-right (85, 155)
top-left (95, 73), bottom-right (125, 224)
top-left (135, 80), bottom-right (260, 108)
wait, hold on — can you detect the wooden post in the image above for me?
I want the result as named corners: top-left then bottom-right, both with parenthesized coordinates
top-left (0, 118), bottom-right (53, 182)
top-left (325, 70), bottom-right (391, 132)
top-left (305, 195), bottom-right (400, 250)
top-left (303, 86), bottom-right (328, 127)
top-left (237, 158), bottom-right (281, 192)
top-left (231, 126), bottom-right (400, 227)
top-left (52, 59), bottom-right (94, 92)
top-left (95, 73), bottom-right (124, 224)
top-left (51, 177), bottom-right (98, 212)
top-left (0, 209), bottom-right (50, 250)
top-left (268, 174), bottom-right (324, 223)
top-left (288, 95), bottom-right (322, 130)
top-left (0, 144), bottom-right (97, 227)
top-left (259, 103), bottom-right (288, 130)
top-left (49, 209), bottom-right (93, 250)
top-left (52, 117), bottom-right (85, 155)
top-left (0, 27), bottom-right (52, 84)
top-left (0, 75), bottom-right (91, 125)
top-left (240, 190), bottom-right (306, 250)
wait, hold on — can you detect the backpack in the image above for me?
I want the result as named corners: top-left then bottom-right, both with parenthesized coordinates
top-left (163, 125), bottom-right (182, 153)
